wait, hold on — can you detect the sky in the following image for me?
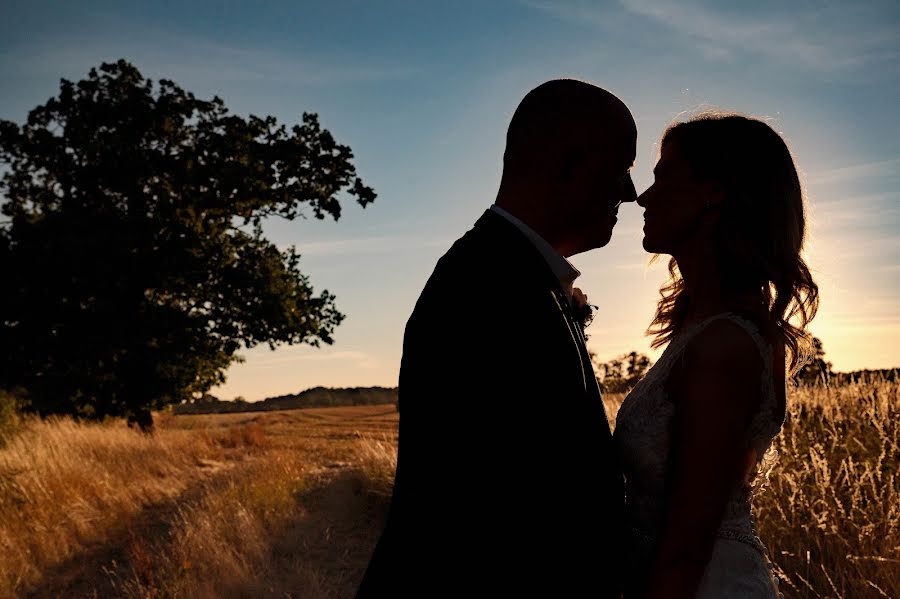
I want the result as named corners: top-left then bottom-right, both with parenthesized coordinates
top-left (2, 1), bottom-right (898, 400)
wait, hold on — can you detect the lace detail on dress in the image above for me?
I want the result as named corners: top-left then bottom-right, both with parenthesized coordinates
top-left (613, 312), bottom-right (784, 598)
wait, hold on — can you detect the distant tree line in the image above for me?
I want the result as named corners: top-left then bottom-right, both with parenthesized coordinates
top-left (788, 336), bottom-right (897, 385)
top-left (592, 351), bottom-right (653, 393)
top-left (795, 338), bottom-right (896, 385)
top-left (590, 337), bottom-right (885, 393)
top-left (174, 386), bottom-right (398, 415)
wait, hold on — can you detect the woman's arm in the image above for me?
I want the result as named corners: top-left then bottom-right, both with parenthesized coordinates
top-left (645, 320), bottom-right (763, 599)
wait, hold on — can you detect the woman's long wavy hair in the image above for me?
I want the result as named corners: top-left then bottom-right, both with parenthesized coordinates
top-left (647, 112), bottom-right (819, 375)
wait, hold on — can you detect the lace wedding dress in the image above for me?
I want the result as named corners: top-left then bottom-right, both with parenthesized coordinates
top-left (614, 313), bottom-right (784, 598)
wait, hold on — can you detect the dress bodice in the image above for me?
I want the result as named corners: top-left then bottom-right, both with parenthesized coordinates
top-left (613, 312), bottom-right (784, 598)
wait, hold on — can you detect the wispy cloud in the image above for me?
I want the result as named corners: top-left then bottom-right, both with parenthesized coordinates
top-left (288, 234), bottom-right (452, 257)
top-left (811, 191), bottom-right (899, 231)
top-left (523, 0), bottom-right (620, 28)
top-left (620, 0), bottom-right (838, 68)
top-left (809, 232), bottom-right (900, 266)
top-left (527, 0), bottom-right (900, 72)
top-left (806, 158), bottom-right (900, 186)
top-left (0, 18), bottom-right (417, 91)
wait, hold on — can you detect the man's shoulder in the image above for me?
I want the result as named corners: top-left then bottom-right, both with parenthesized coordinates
top-left (436, 210), bottom-right (553, 280)
top-left (407, 209), bottom-right (562, 327)
top-left (418, 211), bottom-right (509, 287)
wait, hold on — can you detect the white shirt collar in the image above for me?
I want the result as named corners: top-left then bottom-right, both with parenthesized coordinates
top-left (490, 205), bottom-right (580, 298)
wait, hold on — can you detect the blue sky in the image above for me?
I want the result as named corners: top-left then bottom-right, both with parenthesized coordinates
top-left (2, 1), bottom-right (898, 400)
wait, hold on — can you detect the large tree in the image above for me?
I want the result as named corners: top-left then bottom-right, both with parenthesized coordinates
top-left (795, 336), bottom-right (833, 385)
top-left (0, 60), bottom-right (375, 429)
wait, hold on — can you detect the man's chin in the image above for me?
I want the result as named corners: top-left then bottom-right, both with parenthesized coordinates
top-left (589, 229), bottom-right (615, 251)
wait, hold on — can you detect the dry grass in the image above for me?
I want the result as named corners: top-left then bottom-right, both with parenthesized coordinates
top-left (0, 416), bottom-right (224, 597)
top-left (0, 405), bottom-right (396, 598)
top-left (0, 383), bottom-right (896, 598)
top-left (754, 378), bottom-right (900, 598)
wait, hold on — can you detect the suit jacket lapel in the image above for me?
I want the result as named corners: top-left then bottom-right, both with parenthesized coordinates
top-left (475, 210), bottom-right (598, 395)
top-left (549, 288), bottom-right (588, 391)
top-left (552, 286), bottom-right (591, 355)
top-left (552, 284), bottom-right (606, 405)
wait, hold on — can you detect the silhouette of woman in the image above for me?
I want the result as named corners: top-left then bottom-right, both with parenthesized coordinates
top-left (615, 112), bottom-right (818, 598)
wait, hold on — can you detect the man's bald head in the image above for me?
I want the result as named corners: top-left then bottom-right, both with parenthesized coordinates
top-left (495, 79), bottom-right (637, 257)
top-left (503, 79), bottom-right (635, 175)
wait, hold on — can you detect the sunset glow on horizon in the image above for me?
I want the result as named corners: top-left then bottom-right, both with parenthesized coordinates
top-left (2, 1), bottom-right (897, 400)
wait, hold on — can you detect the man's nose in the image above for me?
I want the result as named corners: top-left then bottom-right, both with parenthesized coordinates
top-left (622, 173), bottom-right (637, 203)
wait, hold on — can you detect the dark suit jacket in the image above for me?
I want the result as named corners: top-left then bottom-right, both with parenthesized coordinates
top-left (356, 209), bottom-right (624, 597)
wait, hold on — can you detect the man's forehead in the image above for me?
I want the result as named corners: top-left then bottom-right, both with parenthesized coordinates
top-left (593, 125), bottom-right (636, 163)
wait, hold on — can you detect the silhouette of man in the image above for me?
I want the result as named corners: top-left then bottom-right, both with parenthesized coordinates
top-left (356, 79), bottom-right (637, 597)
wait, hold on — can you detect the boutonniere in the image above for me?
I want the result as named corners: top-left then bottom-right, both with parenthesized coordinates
top-left (570, 287), bottom-right (597, 335)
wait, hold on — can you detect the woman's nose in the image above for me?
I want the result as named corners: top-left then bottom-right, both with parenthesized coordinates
top-left (636, 185), bottom-right (654, 208)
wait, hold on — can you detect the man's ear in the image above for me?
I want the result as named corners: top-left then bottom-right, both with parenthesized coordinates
top-left (557, 147), bottom-right (584, 181)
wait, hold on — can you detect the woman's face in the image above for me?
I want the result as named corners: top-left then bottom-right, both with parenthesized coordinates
top-left (637, 139), bottom-right (717, 255)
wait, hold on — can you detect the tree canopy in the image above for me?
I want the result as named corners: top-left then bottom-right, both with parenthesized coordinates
top-left (0, 59), bottom-right (375, 429)
top-left (593, 351), bottom-right (652, 393)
